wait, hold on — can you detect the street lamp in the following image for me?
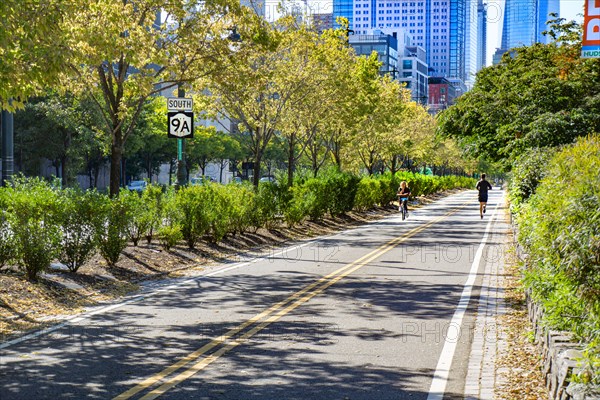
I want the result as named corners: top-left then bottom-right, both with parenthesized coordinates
top-left (1, 108), bottom-right (14, 186)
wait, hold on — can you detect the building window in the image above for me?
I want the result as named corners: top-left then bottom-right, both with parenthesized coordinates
top-left (403, 60), bottom-right (412, 69)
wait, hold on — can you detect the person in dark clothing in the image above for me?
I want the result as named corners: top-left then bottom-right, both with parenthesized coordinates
top-left (476, 173), bottom-right (493, 219)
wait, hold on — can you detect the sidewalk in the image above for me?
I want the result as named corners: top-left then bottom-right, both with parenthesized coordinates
top-left (464, 204), bottom-right (510, 400)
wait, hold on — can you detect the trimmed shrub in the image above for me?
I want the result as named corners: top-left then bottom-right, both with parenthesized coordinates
top-left (176, 185), bottom-right (211, 248)
top-left (302, 178), bottom-right (328, 221)
top-left (284, 185), bottom-right (310, 227)
top-left (96, 195), bottom-right (130, 267)
top-left (227, 183), bottom-right (256, 234)
top-left (250, 182), bottom-right (285, 230)
top-left (158, 224), bottom-right (183, 251)
top-left (5, 177), bottom-right (62, 281)
top-left (57, 189), bottom-right (103, 272)
top-left (120, 189), bottom-right (154, 246)
top-left (157, 188), bottom-right (182, 250)
top-left (355, 177), bottom-right (381, 211)
top-left (325, 172), bottom-right (360, 216)
top-left (0, 190), bottom-right (16, 268)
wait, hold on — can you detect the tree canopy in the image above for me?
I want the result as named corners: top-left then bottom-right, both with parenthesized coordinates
top-left (438, 19), bottom-right (600, 168)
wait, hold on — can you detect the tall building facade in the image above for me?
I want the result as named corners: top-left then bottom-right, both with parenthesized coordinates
top-left (477, 0), bottom-right (486, 70)
top-left (345, 0), bottom-right (480, 86)
top-left (349, 33), bottom-right (399, 73)
top-left (464, 0), bottom-right (479, 88)
top-left (333, 0), bottom-right (354, 28)
top-left (496, 0), bottom-right (559, 61)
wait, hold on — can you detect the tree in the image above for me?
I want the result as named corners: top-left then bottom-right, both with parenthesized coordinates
top-left (124, 97), bottom-right (171, 183)
top-left (13, 92), bottom-right (104, 187)
top-left (59, 0), bottom-right (246, 196)
top-left (0, 0), bottom-right (68, 110)
top-left (204, 17), bottom-right (322, 186)
top-left (437, 18), bottom-right (600, 167)
top-left (186, 127), bottom-right (220, 176)
top-left (280, 25), bottom-right (357, 181)
top-left (346, 56), bottom-right (408, 175)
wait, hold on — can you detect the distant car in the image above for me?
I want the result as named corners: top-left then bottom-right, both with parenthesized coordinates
top-left (127, 180), bottom-right (147, 192)
top-left (232, 176), bottom-right (243, 184)
top-left (259, 176), bottom-right (276, 183)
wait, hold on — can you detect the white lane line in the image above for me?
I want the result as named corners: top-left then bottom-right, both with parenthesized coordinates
top-left (426, 192), bottom-right (504, 400)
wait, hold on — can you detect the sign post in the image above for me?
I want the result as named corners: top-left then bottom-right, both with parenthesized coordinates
top-left (582, 0), bottom-right (600, 58)
top-left (167, 94), bottom-right (194, 187)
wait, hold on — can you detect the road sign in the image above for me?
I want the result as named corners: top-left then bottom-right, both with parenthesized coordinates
top-left (168, 112), bottom-right (194, 138)
top-left (582, 0), bottom-right (600, 58)
top-left (167, 97), bottom-right (193, 111)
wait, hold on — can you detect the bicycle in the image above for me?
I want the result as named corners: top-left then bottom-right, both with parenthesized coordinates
top-left (398, 196), bottom-right (409, 221)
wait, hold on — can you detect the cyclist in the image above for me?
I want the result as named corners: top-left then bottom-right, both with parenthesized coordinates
top-left (476, 173), bottom-right (492, 219)
top-left (397, 181), bottom-right (411, 218)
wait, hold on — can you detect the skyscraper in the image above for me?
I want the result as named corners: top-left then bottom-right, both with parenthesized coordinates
top-left (333, 0), bottom-right (353, 28)
top-left (496, 0), bottom-right (559, 60)
top-left (346, 0), bottom-right (475, 84)
top-left (477, 0), bottom-right (487, 70)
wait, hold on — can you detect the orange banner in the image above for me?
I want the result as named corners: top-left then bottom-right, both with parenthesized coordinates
top-left (584, 0), bottom-right (600, 46)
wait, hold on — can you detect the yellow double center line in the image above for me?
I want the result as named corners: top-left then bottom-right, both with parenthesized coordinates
top-left (114, 203), bottom-right (467, 400)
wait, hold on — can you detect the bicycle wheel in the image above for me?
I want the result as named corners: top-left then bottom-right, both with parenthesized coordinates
top-left (401, 203), bottom-right (406, 221)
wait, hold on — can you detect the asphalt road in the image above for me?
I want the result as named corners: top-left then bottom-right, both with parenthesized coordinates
top-left (0, 188), bottom-right (505, 400)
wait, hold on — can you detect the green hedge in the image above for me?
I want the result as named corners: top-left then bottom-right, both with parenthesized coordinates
top-left (514, 136), bottom-right (600, 382)
top-left (0, 171), bottom-right (474, 280)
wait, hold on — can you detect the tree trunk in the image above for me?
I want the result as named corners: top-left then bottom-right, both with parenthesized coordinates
top-left (219, 160), bottom-right (224, 183)
top-left (87, 158), bottom-right (94, 189)
top-left (312, 147), bottom-right (319, 178)
top-left (61, 156), bottom-right (67, 187)
top-left (287, 133), bottom-right (295, 187)
top-left (252, 154), bottom-right (261, 187)
top-left (109, 132), bottom-right (123, 197)
top-left (146, 158), bottom-right (152, 183)
top-left (332, 139), bottom-right (342, 170)
top-left (390, 155), bottom-right (398, 176)
top-left (93, 165), bottom-right (100, 189)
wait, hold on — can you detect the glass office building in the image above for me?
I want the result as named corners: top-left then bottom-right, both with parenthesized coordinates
top-left (500, 0), bottom-right (559, 50)
top-left (333, 0), bottom-right (354, 28)
top-left (345, 0), bottom-right (482, 86)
